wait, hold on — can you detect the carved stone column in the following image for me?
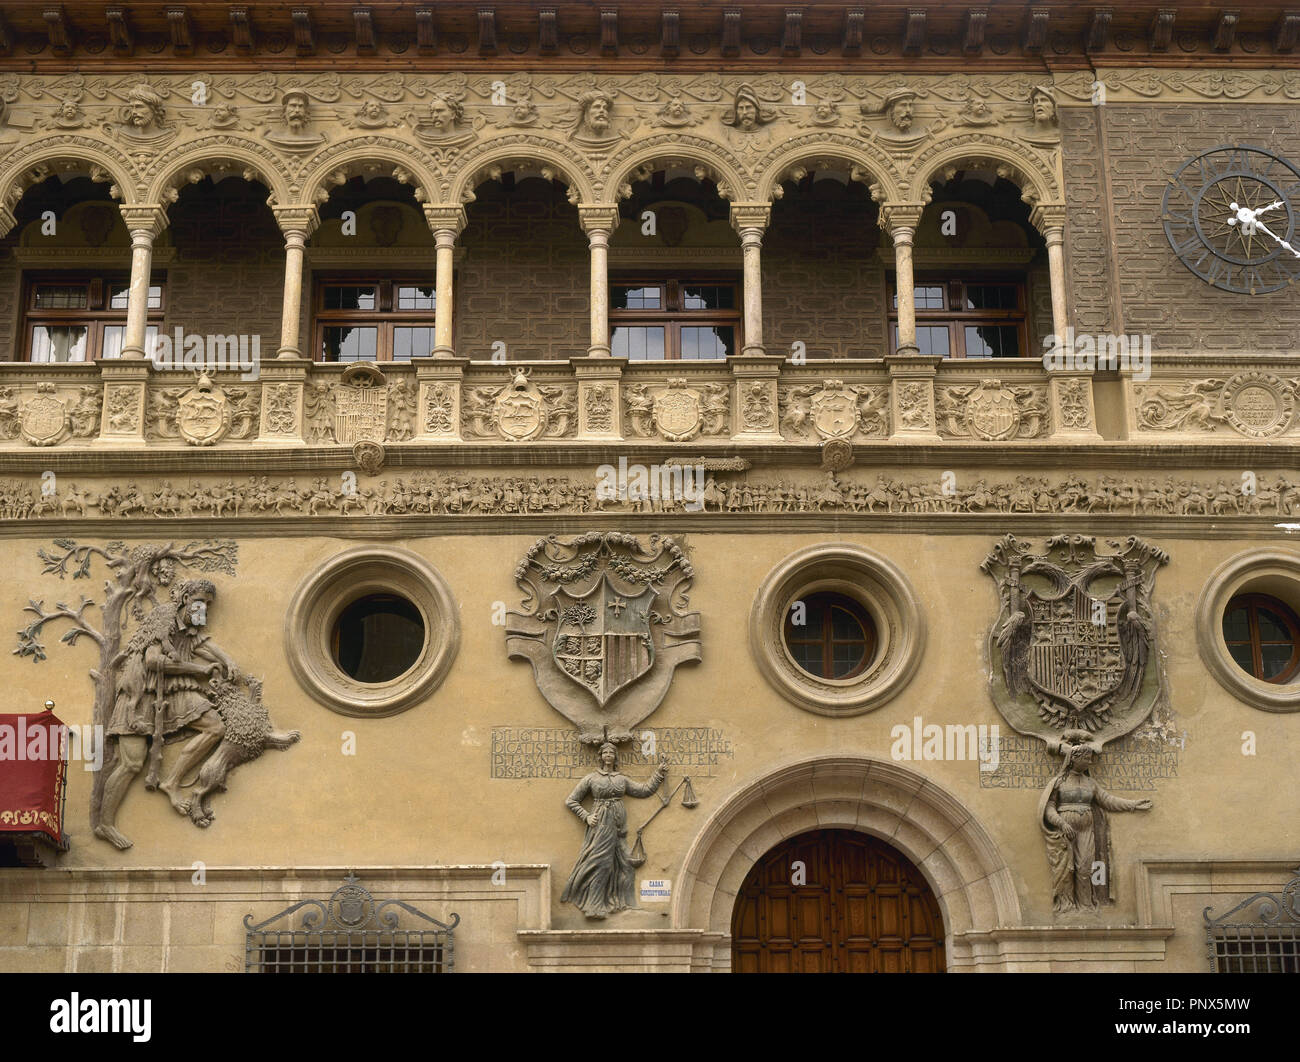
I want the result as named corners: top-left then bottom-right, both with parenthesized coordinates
top-left (118, 205), bottom-right (169, 360)
top-left (579, 205), bottom-right (621, 358)
top-left (879, 203), bottom-right (926, 357)
top-left (256, 359), bottom-right (310, 445)
top-left (414, 356), bottom-right (469, 442)
top-left (729, 204), bottom-right (771, 357)
top-left (730, 356), bottom-right (783, 442)
top-left (95, 361), bottom-right (150, 446)
top-left (885, 354), bottom-right (943, 443)
top-left (272, 206), bottom-right (320, 360)
top-left (572, 357), bottom-right (623, 440)
top-left (1030, 203), bottom-right (1071, 354)
top-left (423, 205), bottom-right (467, 359)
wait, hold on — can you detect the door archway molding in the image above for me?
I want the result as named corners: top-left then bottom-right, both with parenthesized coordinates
top-left (673, 754), bottom-right (1021, 967)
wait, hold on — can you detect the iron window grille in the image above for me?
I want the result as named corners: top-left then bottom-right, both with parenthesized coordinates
top-left (244, 874), bottom-right (460, 973)
top-left (1203, 868), bottom-right (1300, 972)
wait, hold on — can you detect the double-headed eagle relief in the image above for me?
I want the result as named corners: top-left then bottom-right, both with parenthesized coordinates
top-left (14, 540), bottom-right (299, 850)
top-left (982, 535), bottom-right (1168, 913)
top-left (506, 533), bottom-right (701, 745)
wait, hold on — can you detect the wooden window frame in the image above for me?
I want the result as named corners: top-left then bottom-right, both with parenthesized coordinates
top-left (609, 271), bottom-right (742, 361)
top-left (782, 591), bottom-right (878, 681)
top-left (311, 273), bottom-right (437, 363)
top-left (1222, 592), bottom-right (1300, 684)
top-left (887, 273), bottom-right (1027, 359)
top-left (20, 272), bottom-right (165, 362)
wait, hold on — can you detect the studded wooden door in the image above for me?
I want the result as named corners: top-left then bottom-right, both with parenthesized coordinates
top-left (731, 829), bottom-right (946, 973)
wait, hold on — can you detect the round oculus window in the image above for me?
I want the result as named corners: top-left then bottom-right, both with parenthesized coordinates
top-left (782, 591), bottom-right (878, 680)
top-left (331, 593), bottom-right (426, 684)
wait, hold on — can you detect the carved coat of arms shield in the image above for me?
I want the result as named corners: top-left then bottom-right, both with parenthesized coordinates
top-left (653, 386), bottom-right (703, 441)
top-left (966, 380), bottom-right (1021, 441)
top-left (20, 388), bottom-right (69, 446)
top-left (551, 576), bottom-right (657, 706)
top-left (981, 534), bottom-right (1168, 743)
top-left (176, 374), bottom-right (231, 446)
top-left (494, 369), bottom-right (548, 440)
top-left (334, 363), bottom-right (389, 444)
top-left (506, 533), bottom-right (702, 743)
top-left (810, 388), bottom-right (860, 440)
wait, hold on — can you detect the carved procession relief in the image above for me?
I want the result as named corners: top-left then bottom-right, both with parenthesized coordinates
top-left (13, 540), bottom-right (300, 851)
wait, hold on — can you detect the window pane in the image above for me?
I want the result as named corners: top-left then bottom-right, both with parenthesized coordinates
top-left (914, 326), bottom-right (950, 356)
top-left (965, 325), bottom-right (1019, 358)
top-left (1256, 608), bottom-right (1291, 643)
top-left (396, 285), bottom-right (435, 311)
top-left (830, 605), bottom-right (864, 640)
top-left (34, 284), bottom-right (88, 310)
top-left (30, 325), bottom-right (88, 362)
top-left (322, 325), bottom-right (378, 362)
top-left (613, 285), bottom-right (661, 310)
top-left (1227, 642), bottom-right (1256, 675)
top-left (681, 285), bottom-right (734, 311)
top-left (611, 326), bottom-right (665, 360)
top-left (108, 284), bottom-right (162, 310)
top-left (393, 326), bottom-right (434, 361)
top-left (915, 286), bottom-right (945, 309)
top-left (323, 285), bottom-right (377, 311)
top-left (1223, 607), bottom-right (1250, 643)
top-left (965, 285), bottom-right (1017, 310)
top-left (679, 326), bottom-right (733, 360)
top-left (101, 324), bottom-right (159, 360)
top-left (1261, 643), bottom-right (1295, 679)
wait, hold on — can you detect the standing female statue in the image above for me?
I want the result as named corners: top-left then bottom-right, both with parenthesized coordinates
top-left (562, 743), bottom-right (669, 919)
top-left (1039, 730), bottom-right (1152, 912)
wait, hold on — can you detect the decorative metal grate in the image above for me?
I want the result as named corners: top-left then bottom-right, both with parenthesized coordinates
top-left (244, 874), bottom-right (460, 973)
top-left (1203, 867), bottom-right (1300, 973)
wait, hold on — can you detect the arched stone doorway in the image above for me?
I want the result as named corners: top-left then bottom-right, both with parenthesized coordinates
top-left (731, 828), bottom-right (946, 972)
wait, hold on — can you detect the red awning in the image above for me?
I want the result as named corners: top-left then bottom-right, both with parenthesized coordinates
top-left (0, 711), bottom-right (68, 845)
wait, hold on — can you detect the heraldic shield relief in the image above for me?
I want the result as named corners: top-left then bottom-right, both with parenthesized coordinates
top-left (506, 532), bottom-right (701, 743)
top-left (982, 534), bottom-right (1169, 744)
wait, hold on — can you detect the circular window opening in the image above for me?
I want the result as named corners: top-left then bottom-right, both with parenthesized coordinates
top-left (1222, 593), bottom-right (1300, 684)
top-left (782, 592), bottom-right (877, 680)
top-left (332, 593), bottom-right (426, 684)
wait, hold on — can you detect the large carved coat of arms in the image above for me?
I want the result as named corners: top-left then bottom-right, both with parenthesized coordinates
top-left (176, 372), bottom-right (231, 446)
top-left (506, 533), bottom-right (701, 743)
top-left (20, 384), bottom-right (70, 446)
top-left (982, 534), bottom-right (1169, 742)
top-left (334, 363), bottom-right (389, 445)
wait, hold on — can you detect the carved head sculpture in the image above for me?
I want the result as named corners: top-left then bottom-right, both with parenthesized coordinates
top-left (724, 83), bottom-right (772, 132)
top-left (171, 578), bottom-right (217, 630)
top-left (883, 88), bottom-right (917, 132)
top-left (598, 741), bottom-right (618, 770)
top-left (56, 97), bottom-right (82, 124)
top-left (1059, 729), bottom-right (1100, 772)
top-left (427, 93), bottom-right (463, 131)
top-left (665, 95), bottom-right (687, 120)
top-left (814, 98), bottom-right (835, 121)
top-left (576, 90), bottom-right (613, 136)
top-left (1031, 86), bottom-right (1058, 126)
top-left (122, 84), bottom-right (165, 130)
top-left (282, 89), bottom-right (310, 131)
top-left (211, 102), bottom-right (238, 127)
top-left (359, 100), bottom-right (383, 121)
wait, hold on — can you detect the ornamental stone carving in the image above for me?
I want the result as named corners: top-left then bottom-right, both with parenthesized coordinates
top-left (463, 367), bottom-right (577, 440)
top-left (625, 378), bottom-right (729, 442)
top-left (13, 540), bottom-right (300, 851)
top-left (780, 379), bottom-right (889, 440)
top-left (1137, 373), bottom-right (1297, 438)
top-left (148, 373), bottom-right (259, 446)
top-left (936, 379), bottom-right (1049, 441)
top-left (506, 533), bottom-right (701, 744)
top-left (333, 363), bottom-right (389, 445)
top-left (19, 383), bottom-right (70, 446)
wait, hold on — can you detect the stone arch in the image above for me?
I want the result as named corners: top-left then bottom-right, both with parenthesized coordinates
top-left (674, 753), bottom-right (1021, 962)
top-left (0, 136), bottom-right (138, 209)
top-left (142, 136), bottom-right (291, 208)
top-left (906, 134), bottom-right (1060, 208)
top-left (300, 137), bottom-right (441, 209)
top-left (755, 134), bottom-right (904, 205)
top-left (602, 135), bottom-right (749, 205)
top-left (447, 135), bottom-right (597, 207)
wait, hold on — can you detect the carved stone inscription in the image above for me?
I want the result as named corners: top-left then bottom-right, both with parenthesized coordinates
top-left (978, 731), bottom-right (1182, 791)
top-left (490, 726), bottom-right (733, 779)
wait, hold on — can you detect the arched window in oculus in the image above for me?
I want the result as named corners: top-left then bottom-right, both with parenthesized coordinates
top-left (1222, 593), bottom-right (1300, 684)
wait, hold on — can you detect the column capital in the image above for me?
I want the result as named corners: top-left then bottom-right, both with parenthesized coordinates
top-left (578, 204), bottom-right (622, 236)
top-left (272, 205), bottom-right (321, 239)
top-left (1029, 202), bottom-right (1068, 237)
top-left (422, 204), bottom-right (468, 237)
top-left (118, 204), bottom-right (169, 240)
top-left (728, 202), bottom-right (771, 234)
top-left (877, 202), bottom-right (926, 237)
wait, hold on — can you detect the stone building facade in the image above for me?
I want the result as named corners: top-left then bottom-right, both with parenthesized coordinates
top-left (0, 1), bottom-right (1297, 973)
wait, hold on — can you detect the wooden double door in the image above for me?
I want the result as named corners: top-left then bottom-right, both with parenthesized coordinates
top-left (731, 829), bottom-right (946, 973)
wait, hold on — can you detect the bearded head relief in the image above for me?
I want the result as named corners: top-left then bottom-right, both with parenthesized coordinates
top-left (1032, 85), bottom-right (1058, 127)
top-left (122, 84), bottom-right (166, 131)
top-left (283, 89), bottom-right (310, 132)
top-left (428, 93), bottom-right (463, 131)
top-left (884, 88), bottom-right (917, 133)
